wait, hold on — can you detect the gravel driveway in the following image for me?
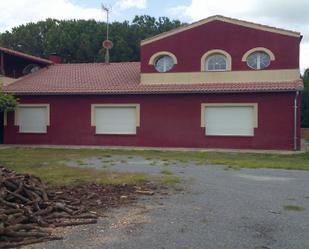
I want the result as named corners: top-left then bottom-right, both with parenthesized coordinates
top-left (29, 156), bottom-right (309, 249)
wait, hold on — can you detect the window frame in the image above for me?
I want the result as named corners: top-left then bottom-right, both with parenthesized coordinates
top-left (242, 47), bottom-right (275, 70)
top-left (246, 52), bottom-right (271, 70)
top-left (148, 51), bottom-right (178, 73)
top-left (200, 103), bottom-right (258, 137)
top-left (14, 104), bottom-right (50, 134)
top-left (201, 49), bottom-right (232, 72)
top-left (154, 55), bottom-right (175, 73)
top-left (91, 104), bottom-right (140, 135)
top-left (206, 54), bottom-right (228, 71)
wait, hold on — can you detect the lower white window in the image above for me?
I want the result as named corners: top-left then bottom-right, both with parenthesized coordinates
top-left (202, 104), bottom-right (257, 136)
top-left (16, 105), bottom-right (49, 133)
top-left (92, 105), bottom-right (139, 135)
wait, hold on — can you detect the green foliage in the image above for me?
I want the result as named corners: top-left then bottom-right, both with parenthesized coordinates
top-left (301, 69), bottom-right (309, 127)
top-left (0, 87), bottom-right (18, 112)
top-left (304, 68), bottom-right (309, 91)
top-left (0, 16), bottom-right (185, 63)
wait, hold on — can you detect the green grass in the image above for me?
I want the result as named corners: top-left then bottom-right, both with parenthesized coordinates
top-left (283, 205), bottom-right (305, 212)
top-left (160, 169), bottom-right (174, 175)
top-left (0, 148), bottom-right (185, 186)
top-left (0, 147), bottom-right (309, 178)
top-left (1, 162), bottom-right (150, 186)
top-left (161, 175), bottom-right (181, 186)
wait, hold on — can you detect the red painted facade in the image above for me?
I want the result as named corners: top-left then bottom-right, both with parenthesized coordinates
top-left (4, 92), bottom-right (301, 150)
top-left (141, 20), bottom-right (300, 73)
top-left (3, 18), bottom-right (302, 150)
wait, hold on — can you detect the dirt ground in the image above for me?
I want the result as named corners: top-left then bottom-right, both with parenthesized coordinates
top-left (24, 155), bottom-right (309, 249)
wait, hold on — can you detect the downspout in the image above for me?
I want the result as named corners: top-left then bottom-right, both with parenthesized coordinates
top-left (294, 90), bottom-right (299, 151)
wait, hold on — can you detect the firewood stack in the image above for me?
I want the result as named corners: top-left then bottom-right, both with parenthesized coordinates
top-left (0, 167), bottom-right (98, 248)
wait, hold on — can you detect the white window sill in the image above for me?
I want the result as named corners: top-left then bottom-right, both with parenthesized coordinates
top-left (205, 134), bottom-right (254, 137)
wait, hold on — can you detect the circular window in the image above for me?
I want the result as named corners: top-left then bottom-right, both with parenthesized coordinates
top-left (246, 52), bottom-right (270, 70)
top-left (206, 54), bottom-right (227, 71)
top-left (154, 55), bottom-right (174, 72)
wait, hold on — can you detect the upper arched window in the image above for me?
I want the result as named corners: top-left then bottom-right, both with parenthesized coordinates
top-left (154, 55), bottom-right (174, 72)
top-left (148, 51), bottom-right (178, 73)
top-left (206, 54), bottom-right (227, 71)
top-left (201, 49), bottom-right (232, 71)
top-left (246, 52), bottom-right (270, 70)
top-left (242, 47), bottom-right (275, 70)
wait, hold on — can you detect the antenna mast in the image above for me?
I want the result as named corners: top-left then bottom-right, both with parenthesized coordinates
top-left (101, 4), bottom-right (113, 63)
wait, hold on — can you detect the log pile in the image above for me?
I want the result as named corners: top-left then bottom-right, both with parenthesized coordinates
top-left (0, 167), bottom-right (98, 248)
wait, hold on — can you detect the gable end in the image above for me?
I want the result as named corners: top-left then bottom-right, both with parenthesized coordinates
top-left (141, 15), bottom-right (301, 46)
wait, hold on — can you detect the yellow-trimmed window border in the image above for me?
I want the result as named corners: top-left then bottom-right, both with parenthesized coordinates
top-left (201, 49), bottom-right (232, 71)
top-left (91, 104), bottom-right (140, 134)
top-left (242, 47), bottom-right (275, 62)
top-left (148, 51), bottom-right (178, 65)
top-left (201, 103), bottom-right (258, 129)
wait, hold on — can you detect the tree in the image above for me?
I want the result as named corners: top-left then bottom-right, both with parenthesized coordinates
top-left (0, 91), bottom-right (18, 113)
top-left (301, 69), bottom-right (309, 127)
top-left (0, 16), bottom-right (186, 63)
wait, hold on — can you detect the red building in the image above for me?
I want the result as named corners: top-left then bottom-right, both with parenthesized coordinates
top-left (2, 16), bottom-right (304, 150)
top-left (0, 47), bottom-right (53, 143)
top-left (0, 46), bottom-right (53, 82)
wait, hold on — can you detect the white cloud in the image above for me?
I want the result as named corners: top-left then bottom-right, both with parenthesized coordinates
top-left (170, 0), bottom-right (309, 70)
top-left (0, 0), bottom-right (149, 32)
top-left (115, 0), bottom-right (147, 10)
top-left (0, 0), bottom-right (102, 32)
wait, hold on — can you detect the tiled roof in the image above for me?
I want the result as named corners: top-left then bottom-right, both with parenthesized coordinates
top-left (4, 62), bottom-right (303, 95)
top-left (0, 47), bottom-right (53, 65)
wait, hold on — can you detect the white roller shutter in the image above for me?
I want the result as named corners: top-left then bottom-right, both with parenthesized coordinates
top-left (18, 106), bottom-right (48, 133)
top-left (95, 107), bottom-right (136, 134)
top-left (205, 106), bottom-right (254, 136)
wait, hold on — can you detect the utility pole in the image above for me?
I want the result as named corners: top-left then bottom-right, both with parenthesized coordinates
top-left (101, 4), bottom-right (113, 63)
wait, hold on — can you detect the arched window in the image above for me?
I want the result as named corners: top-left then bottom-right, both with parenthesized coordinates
top-left (154, 55), bottom-right (174, 72)
top-left (148, 51), bottom-right (178, 73)
top-left (201, 49), bottom-right (232, 71)
top-left (206, 54), bottom-right (227, 71)
top-left (242, 47), bottom-right (275, 70)
top-left (246, 52), bottom-right (270, 70)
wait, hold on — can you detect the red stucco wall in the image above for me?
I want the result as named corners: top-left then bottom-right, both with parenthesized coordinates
top-left (4, 92), bottom-right (300, 150)
top-left (141, 20), bottom-right (300, 73)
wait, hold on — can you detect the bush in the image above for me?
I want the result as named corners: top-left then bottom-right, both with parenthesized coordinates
top-left (0, 82), bottom-right (18, 112)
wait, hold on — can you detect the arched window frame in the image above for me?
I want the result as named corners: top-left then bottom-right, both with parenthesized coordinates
top-left (201, 49), bottom-right (232, 71)
top-left (242, 47), bottom-right (275, 70)
top-left (148, 51), bottom-right (178, 65)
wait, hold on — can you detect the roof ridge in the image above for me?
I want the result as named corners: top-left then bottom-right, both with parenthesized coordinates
top-left (214, 15), bottom-right (300, 35)
top-left (141, 15), bottom-right (301, 46)
top-left (54, 61), bottom-right (140, 66)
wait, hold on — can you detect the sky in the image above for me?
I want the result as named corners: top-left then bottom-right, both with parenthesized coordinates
top-left (0, 0), bottom-right (308, 71)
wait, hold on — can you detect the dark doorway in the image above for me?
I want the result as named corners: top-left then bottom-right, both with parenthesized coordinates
top-left (0, 112), bottom-right (3, 144)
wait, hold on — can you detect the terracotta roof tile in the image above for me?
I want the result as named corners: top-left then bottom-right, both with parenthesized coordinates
top-left (4, 62), bottom-right (303, 95)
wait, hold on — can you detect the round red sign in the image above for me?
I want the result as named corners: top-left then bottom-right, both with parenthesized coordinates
top-left (102, 40), bottom-right (113, 49)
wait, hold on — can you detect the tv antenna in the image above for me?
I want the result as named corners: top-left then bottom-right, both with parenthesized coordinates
top-left (101, 3), bottom-right (113, 63)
